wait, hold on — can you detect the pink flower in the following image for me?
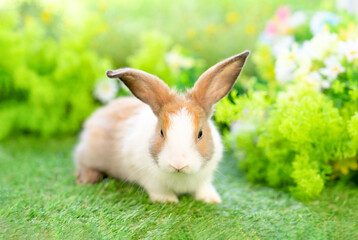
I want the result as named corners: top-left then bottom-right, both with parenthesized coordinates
top-left (265, 20), bottom-right (277, 36)
top-left (276, 6), bottom-right (291, 21)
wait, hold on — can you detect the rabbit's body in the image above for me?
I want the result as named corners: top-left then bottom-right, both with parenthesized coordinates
top-left (74, 51), bottom-right (249, 203)
top-left (75, 97), bottom-right (223, 202)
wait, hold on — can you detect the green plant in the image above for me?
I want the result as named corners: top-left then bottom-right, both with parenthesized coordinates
top-left (216, 7), bottom-right (358, 200)
top-left (217, 87), bottom-right (358, 200)
top-left (0, 4), bottom-right (112, 139)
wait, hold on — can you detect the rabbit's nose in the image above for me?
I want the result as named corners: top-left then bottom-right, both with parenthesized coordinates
top-left (170, 164), bottom-right (189, 172)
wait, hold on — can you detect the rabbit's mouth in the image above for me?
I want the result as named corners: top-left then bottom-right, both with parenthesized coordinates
top-left (163, 167), bottom-right (191, 174)
top-left (160, 164), bottom-right (201, 175)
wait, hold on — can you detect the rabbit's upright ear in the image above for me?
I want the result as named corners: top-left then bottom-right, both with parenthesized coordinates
top-left (106, 68), bottom-right (172, 115)
top-left (188, 51), bottom-right (250, 116)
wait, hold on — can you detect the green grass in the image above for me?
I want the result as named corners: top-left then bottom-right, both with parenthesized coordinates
top-left (1, 137), bottom-right (357, 239)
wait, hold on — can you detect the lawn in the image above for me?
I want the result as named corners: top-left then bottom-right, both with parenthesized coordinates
top-left (1, 137), bottom-right (357, 239)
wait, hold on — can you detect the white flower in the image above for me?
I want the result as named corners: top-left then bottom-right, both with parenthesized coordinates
top-left (291, 43), bottom-right (312, 77)
top-left (319, 55), bottom-right (345, 81)
top-left (321, 80), bottom-right (331, 89)
top-left (277, 87), bottom-right (298, 104)
top-left (337, 39), bottom-right (358, 62)
top-left (165, 48), bottom-right (194, 71)
top-left (275, 49), bottom-right (296, 83)
top-left (298, 41), bottom-right (313, 59)
top-left (305, 71), bottom-right (323, 91)
top-left (230, 120), bottom-right (256, 135)
top-left (307, 30), bottom-right (338, 60)
top-left (310, 11), bottom-right (340, 35)
top-left (94, 78), bottom-right (119, 104)
top-left (272, 36), bottom-right (295, 56)
top-left (289, 11), bottom-right (307, 28)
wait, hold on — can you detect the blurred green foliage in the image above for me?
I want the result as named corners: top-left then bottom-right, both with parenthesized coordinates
top-left (0, 4), bottom-right (111, 138)
top-left (0, 0), bottom-right (333, 139)
top-left (127, 32), bottom-right (206, 91)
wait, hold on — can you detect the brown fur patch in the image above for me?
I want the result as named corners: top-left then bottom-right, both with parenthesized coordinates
top-left (196, 121), bottom-right (214, 161)
top-left (149, 127), bottom-right (164, 163)
top-left (107, 68), bottom-right (175, 115)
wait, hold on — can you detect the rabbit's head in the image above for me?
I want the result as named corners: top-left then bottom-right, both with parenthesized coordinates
top-left (106, 51), bottom-right (249, 174)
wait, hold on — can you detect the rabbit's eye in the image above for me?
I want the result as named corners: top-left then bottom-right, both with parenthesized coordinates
top-left (198, 129), bottom-right (203, 139)
top-left (160, 129), bottom-right (164, 137)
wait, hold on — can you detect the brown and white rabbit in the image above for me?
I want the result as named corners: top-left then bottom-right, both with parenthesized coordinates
top-left (74, 51), bottom-right (250, 203)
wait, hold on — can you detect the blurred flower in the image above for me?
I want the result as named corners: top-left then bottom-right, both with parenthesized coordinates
top-left (319, 55), bottom-right (345, 81)
top-left (41, 10), bottom-right (52, 23)
top-left (310, 11), bottom-right (340, 35)
top-left (264, 20), bottom-right (278, 38)
top-left (165, 48), bottom-right (194, 71)
top-left (261, 7), bottom-right (294, 43)
top-left (275, 49), bottom-right (296, 83)
top-left (272, 36), bottom-right (294, 56)
top-left (277, 87), bottom-right (297, 103)
top-left (308, 30), bottom-right (338, 60)
top-left (245, 24), bottom-right (256, 36)
top-left (94, 78), bottom-right (119, 104)
top-left (258, 33), bottom-right (272, 45)
top-left (305, 71), bottom-right (323, 91)
top-left (275, 6), bottom-right (291, 22)
top-left (321, 80), bottom-right (331, 89)
top-left (226, 11), bottom-right (240, 25)
top-left (205, 24), bottom-right (217, 35)
top-left (186, 29), bottom-right (197, 39)
top-left (289, 11), bottom-right (307, 28)
top-left (337, 39), bottom-right (358, 62)
top-left (230, 120), bottom-right (256, 135)
top-left (292, 42), bottom-right (312, 73)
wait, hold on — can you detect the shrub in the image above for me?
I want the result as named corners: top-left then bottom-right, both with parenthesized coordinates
top-left (0, 3), bottom-right (112, 139)
top-left (216, 8), bottom-right (358, 200)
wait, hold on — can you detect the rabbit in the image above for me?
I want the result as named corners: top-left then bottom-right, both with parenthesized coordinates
top-left (74, 50), bottom-right (250, 203)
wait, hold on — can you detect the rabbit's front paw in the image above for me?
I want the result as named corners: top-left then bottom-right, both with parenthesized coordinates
top-left (149, 192), bottom-right (179, 203)
top-left (195, 183), bottom-right (222, 204)
top-left (76, 167), bottom-right (103, 184)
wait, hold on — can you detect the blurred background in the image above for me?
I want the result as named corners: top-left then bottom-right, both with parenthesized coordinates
top-left (1, 0), bottom-right (358, 200)
top-left (0, 0), bottom-right (339, 139)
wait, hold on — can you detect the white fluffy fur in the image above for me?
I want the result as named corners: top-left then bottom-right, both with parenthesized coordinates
top-left (75, 102), bottom-right (223, 203)
top-left (158, 107), bottom-right (202, 174)
top-left (118, 105), bottom-right (222, 202)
